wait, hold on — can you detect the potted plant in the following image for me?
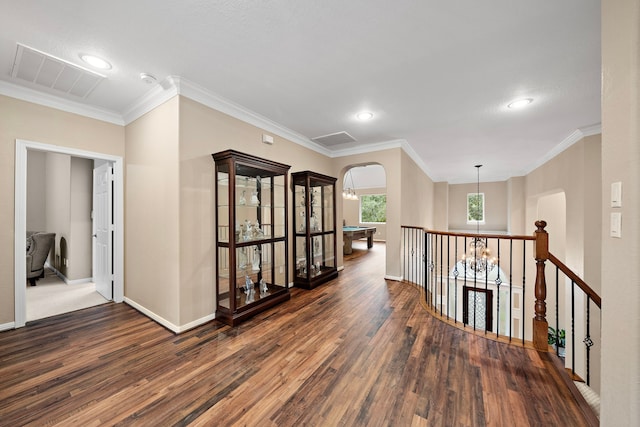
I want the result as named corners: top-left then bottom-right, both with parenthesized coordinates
top-left (548, 326), bottom-right (566, 357)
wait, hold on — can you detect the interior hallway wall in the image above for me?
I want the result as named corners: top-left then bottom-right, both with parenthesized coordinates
top-left (178, 95), bottom-right (334, 326)
top-left (45, 152), bottom-right (71, 276)
top-left (601, 0), bottom-right (640, 423)
top-left (400, 149), bottom-right (434, 230)
top-left (0, 95), bottom-right (125, 326)
top-left (448, 180), bottom-right (508, 232)
top-left (26, 150), bottom-right (46, 232)
top-left (125, 96), bottom-right (181, 328)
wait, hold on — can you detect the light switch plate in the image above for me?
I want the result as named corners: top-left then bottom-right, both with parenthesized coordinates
top-left (610, 212), bottom-right (622, 238)
top-left (611, 181), bottom-right (622, 207)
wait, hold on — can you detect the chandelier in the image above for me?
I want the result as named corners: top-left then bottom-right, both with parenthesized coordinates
top-left (343, 169), bottom-right (358, 200)
top-left (460, 238), bottom-right (497, 277)
top-left (458, 164), bottom-right (498, 277)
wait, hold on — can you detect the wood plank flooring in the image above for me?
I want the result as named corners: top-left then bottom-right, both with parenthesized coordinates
top-left (0, 242), bottom-right (588, 426)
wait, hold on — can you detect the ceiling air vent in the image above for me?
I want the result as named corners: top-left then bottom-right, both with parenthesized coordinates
top-left (312, 131), bottom-right (357, 146)
top-left (11, 43), bottom-right (105, 98)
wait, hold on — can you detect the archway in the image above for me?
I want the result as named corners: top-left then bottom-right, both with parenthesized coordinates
top-left (340, 164), bottom-right (387, 257)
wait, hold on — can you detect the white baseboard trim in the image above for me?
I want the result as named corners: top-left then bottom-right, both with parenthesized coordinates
top-left (61, 274), bottom-right (93, 285)
top-left (337, 265), bottom-right (345, 272)
top-left (124, 297), bottom-right (181, 333)
top-left (124, 297), bottom-right (215, 334)
top-left (46, 264), bottom-right (92, 285)
top-left (384, 274), bottom-right (403, 282)
top-left (178, 313), bottom-right (217, 333)
top-left (0, 321), bottom-right (16, 332)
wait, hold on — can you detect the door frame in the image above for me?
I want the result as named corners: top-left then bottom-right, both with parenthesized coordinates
top-left (14, 139), bottom-right (124, 328)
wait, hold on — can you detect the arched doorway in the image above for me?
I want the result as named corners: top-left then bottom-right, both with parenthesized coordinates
top-left (341, 164), bottom-right (386, 256)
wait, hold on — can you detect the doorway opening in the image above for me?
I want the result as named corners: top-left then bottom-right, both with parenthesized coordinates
top-left (341, 164), bottom-right (386, 258)
top-left (14, 139), bottom-right (124, 328)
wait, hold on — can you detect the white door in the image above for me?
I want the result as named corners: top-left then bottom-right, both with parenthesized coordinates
top-left (93, 163), bottom-right (113, 300)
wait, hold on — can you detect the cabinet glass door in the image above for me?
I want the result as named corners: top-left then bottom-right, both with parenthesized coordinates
top-left (213, 150), bottom-right (290, 326)
top-left (291, 171), bottom-right (338, 289)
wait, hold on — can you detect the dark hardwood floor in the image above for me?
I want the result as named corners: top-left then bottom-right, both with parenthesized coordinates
top-left (0, 241), bottom-right (588, 426)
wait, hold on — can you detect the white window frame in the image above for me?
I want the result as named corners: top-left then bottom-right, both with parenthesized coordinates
top-left (359, 193), bottom-right (387, 224)
top-left (466, 192), bottom-right (485, 224)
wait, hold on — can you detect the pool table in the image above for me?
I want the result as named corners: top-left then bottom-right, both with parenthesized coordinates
top-left (343, 226), bottom-right (377, 255)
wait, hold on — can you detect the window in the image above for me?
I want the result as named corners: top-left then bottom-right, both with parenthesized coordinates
top-left (360, 194), bottom-right (386, 223)
top-left (467, 193), bottom-right (485, 223)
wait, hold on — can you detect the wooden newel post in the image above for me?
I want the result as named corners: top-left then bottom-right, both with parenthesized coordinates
top-left (533, 220), bottom-right (549, 351)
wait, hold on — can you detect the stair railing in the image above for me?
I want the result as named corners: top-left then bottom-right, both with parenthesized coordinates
top-left (401, 221), bottom-right (601, 388)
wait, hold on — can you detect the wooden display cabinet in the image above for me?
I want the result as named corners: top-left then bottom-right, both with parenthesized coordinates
top-left (212, 150), bottom-right (290, 326)
top-left (292, 171), bottom-right (338, 289)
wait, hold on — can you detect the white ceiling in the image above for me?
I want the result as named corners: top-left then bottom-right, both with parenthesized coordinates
top-left (346, 165), bottom-right (386, 190)
top-left (0, 0), bottom-right (601, 183)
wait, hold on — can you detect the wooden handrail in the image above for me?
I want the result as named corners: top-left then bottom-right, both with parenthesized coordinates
top-left (548, 253), bottom-right (602, 308)
top-left (401, 225), bottom-right (426, 230)
top-left (423, 229), bottom-right (535, 241)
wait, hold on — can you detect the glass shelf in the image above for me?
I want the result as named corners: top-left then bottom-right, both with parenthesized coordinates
top-left (291, 171), bottom-right (338, 289)
top-left (213, 149), bottom-right (291, 326)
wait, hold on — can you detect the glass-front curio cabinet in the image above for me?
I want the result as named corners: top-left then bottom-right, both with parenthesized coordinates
top-left (292, 171), bottom-right (338, 289)
top-left (212, 150), bottom-right (290, 326)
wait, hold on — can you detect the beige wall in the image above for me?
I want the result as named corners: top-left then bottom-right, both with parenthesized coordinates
top-left (524, 135), bottom-right (602, 291)
top-left (401, 149), bottom-right (434, 229)
top-left (45, 153), bottom-right (71, 276)
top-left (448, 181), bottom-right (508, 232)
top-left (26, 151), bottom-right (46, 232)
top-left (433, 182), bottom-right (448, 231)
top-left (0, 95), bottom-right (125, 325)
top-left (69, 157), bottom-right (93, 280)
top-left (332, 149), bottom-right (402, 278)
top-left (601, 0), bottom-right (640, 423)
top-left (177, 96), bottom-right (333, 325)
top-left (125, 97), bottom-right (181, 326)
top-left (27, 152), bottom-right (93, 280)
top-left (507, 176), bottom-right (526, 234)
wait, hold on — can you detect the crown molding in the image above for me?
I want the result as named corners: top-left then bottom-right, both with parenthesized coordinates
top-left (398, 139), bottom-right (436, 180)
top-left (0, 78), bottom-right (124, 125)
top-left (0, 74), bottom-right (602, 187)
top-left (0, 78), bottom-right (124, 126)
top-left (131, 76), bottom-right (331, 156)
top-left (578, 123), bottom-right (602, 137)
top-left (331, 138), bottom-right (436, 182)
top-left (121, 77), bottom-right (178, 124)
top-left (520, 123), bottom-right (602, 177)
top-left (330, 138), bottom-right (405, 157)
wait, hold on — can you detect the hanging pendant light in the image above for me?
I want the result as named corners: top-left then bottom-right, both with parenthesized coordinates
top-left (343, 170), bottom-right (358, 200)
top-left (459, 164), bottom-right (497, 277)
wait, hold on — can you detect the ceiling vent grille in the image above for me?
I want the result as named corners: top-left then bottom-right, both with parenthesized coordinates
top-left (11, 44), bottom-right (105, 98)
top-left (311, 131), bottom-right (357, 146)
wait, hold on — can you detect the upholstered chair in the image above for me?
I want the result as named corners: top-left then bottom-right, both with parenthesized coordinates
top-left (26, 232), bottom-right (55, 286)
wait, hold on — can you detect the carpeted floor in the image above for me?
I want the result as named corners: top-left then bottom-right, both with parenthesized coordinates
top-left (26, 269), bottom-right (109, 321)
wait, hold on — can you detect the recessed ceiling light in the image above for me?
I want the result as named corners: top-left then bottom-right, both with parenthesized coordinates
top-left (507, 98), bottom-right (533, 109)
top-left (79, 54), bottom-right (112, 70)
top-left (356, 111), bottom-right (374, 121)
